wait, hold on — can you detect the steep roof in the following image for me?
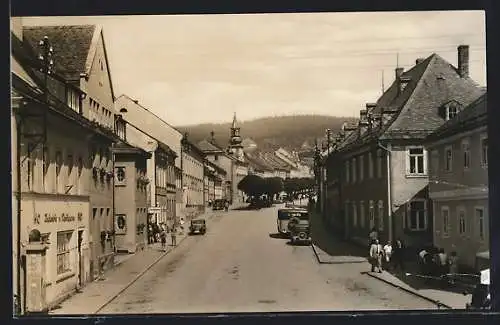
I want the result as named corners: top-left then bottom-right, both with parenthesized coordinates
top-left (197, 139), bottom-right (225, 153)
top-left (336, 50), bottom-right (484, 153)
top-left (23, 25), bottom-right (95, 81)
top-left (426, 93), bottom-right (487, 142)
top-left (245, 152), bottom-right (274, 172)
top-left (23, 25), bottom-right (117, 99)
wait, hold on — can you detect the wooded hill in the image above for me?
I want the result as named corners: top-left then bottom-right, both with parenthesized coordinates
top-left (176, 114), bottom-right (358, 153)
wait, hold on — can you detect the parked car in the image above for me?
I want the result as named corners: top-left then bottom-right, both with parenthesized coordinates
top-left (277, 207), bottom-right (308, 236)
top-left (189, 219), bottom-right (207, 235)
top-left (288, 215), bottom-right (311, 245)
top-left (212, 199), bottom-right (226, 211)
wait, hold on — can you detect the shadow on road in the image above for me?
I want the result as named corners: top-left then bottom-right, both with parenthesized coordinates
top-left (384, 262), bottom-right (478, 294)
top-left (309, 212), bottom-right (367, 260)
top-left (285, 241), bottom-right (311, 247)
top-left (269, 233), bottom-right (288, 239)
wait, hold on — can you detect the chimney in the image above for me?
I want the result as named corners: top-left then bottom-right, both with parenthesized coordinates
top-left (458, 45), bottom-right (469, 78)
top-left (365, 103), bottom-right (377, 113)
top-left (395, 67), bottom-right (404, 80)
top-left (415, 58), bottom-right (425, 65)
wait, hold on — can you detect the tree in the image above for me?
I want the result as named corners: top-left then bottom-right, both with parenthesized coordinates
top-left (264, 177), bottom-right (284, 200)
top-left (238, 174), bottom-right (266, 198)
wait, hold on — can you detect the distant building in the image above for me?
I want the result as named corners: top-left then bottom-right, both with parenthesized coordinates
top-left (426, 93), bottom-right (488, 271)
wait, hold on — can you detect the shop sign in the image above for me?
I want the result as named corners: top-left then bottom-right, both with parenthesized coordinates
top-left (34, 212), bottom-right (84, 224)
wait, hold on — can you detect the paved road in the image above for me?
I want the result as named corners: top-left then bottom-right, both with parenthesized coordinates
top-left (98, 206), bottom-right (437, 314)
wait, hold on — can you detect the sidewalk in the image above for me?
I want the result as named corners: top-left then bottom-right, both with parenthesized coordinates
top-left (365, 270), bottom-right (471, 309)
top-left (309, 210), bottom-right (471, 309)
top-left (49, 211), bottom-right (219, 315)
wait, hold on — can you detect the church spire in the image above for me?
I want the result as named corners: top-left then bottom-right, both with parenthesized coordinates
top-left (232, 112), bottom-right (238, 129)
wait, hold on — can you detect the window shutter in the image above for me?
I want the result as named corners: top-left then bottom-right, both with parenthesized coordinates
top-left (423, 148), bottom-right (428, 174)
top-left (405, 148), bottom-right (411, 174)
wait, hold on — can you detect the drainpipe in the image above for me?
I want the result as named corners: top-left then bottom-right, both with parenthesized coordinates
top-left (16, 115), bottom-right (22, 315)
top-left (377, 142), bottom-right (393, 243)
top-left (111, 142), bottom-right (116, 253)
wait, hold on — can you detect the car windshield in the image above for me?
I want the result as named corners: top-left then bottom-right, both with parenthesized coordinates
top-left (278, 210), bottom-right (308, 220)
top-left (192, 220), bottom-right (205, 225)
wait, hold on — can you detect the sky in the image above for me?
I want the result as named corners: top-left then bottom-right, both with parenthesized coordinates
top-left (21, 11), bottom-right (486, 126)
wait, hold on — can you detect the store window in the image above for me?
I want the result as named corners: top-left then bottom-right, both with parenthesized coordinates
top-left (57, 231), bottom-right (72, 275)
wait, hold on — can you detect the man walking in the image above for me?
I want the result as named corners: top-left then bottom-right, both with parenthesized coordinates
top-left (160, 227), bottom-right (167, 251)
top-left (370, 239), bottom-right (383, 273)
top-left (171, 225), bottom-right (177, 247)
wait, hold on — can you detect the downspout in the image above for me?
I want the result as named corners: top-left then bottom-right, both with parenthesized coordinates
top-left (111, 142), bottom-right (116, 253)
top-left (378, 142), bottom-right (393, 242)
top-left (16, 116), bottom-right (22, 315)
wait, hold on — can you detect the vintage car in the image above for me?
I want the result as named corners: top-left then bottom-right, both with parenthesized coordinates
top-left (212, 199), bottom-right (226, 211)
top-left (287, 213), bottom-right (311, 245)
top-left (277, 208), bottom-right (308, 237)
top-left (189, 219), bottom-right (207, 235)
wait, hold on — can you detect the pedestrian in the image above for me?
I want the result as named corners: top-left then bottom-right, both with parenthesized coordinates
top-left (171, 226), bottom-right (177, 247)
top-left (369, 227), bottom-right (378, 245)
top-left (369, 239), bottom-right (383, 273)
top-left (438, 248), bottom-right (448, 275)
top-left (392, 238), bottom-right (405, 273)
top-left (448, 251), bottom-right (459, 282)
top-left (160, 228), bottom-right (167, 251)
top-left (224, 200), bottom-right (229, 212)
top-left (383, 241), bottom-right (392, 271)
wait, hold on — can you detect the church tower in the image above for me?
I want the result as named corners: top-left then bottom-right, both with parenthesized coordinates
top-left (228, 112), bottom-right (244, 160)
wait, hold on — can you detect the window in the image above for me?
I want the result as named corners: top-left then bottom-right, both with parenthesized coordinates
top-left (481, 136), bottom-right (488, 167)
top-left (57, 231), bottom-right (72, 275)
top-left (359, 201), bottom-right (365, 227)
top-left (43, 147), bottom-right (50, 191)
top-left (368, 152), bottom-right (374, 178)
top-left (66, 88), bottom-right (80, 113)
top-left (352, 202), bottom-right (358, 227)
top-left (475, 207), bottom-right (485, 241)
top-left (215, 155), bottom-right (219, 161)
top-left (377, 200), bottom-right (384, 230)
top-left (458, 208), bottom-right (466, 235)
top-left (407, 147), bottom-right (426, 175)
top-left (115, 166), bottom-right (126, 186)
top-left (377, 149), bottom-right (383, 178)
top-left (116, 214), bottom-right (127, 234)
top-left (345, 160), bottom-right (350, 183)
top-left (369, 200), bottom-right (375, 229)
top-left (462, 139), bottom-right (470, 169)
top-left (407, 200), bottom-right (427, 231)
top-left (55, 151), bottom-right (62, 192)
top-left (444, 146), bottom-right (453, 172)
top-left (352, 158), bottom-right (357, 183)
top-left (359, 155), bottom-right (364, 181)
top-left (446, 103), bottom-right (459, 120)
top-left (441, 207), bottom-right (450, 237)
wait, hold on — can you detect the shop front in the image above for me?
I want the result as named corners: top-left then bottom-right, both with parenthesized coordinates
top-left (20, 194), bottom-right (90, 310)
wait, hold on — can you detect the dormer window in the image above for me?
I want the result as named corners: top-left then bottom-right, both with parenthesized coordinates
top-left (440, 100), bottom-right (462, 121)
top-left (399, 77), bottom-right (411, 93)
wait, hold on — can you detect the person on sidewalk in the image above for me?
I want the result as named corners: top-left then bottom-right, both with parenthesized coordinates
top-left (383, 241), bottom-right (392, 271)
top-left (160, 228), bottom-right (167, 251)
top-left (171, 226), bottom-right (177, 247)
top-left (368, 227), bottom-right (378, 248)
top-left (224, 200), bottom-right (229, 212)
top-left (392, 238), bottom-right (405, 273)
top-left (369, 239), bottom-right (383, 273)
top-left (438, 248), bottom-right (449, 275)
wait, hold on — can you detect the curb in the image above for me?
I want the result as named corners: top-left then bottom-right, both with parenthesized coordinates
top-left (311, 243), bottom-right (367, 265)
top-left (93, 233), bottom-right (189, 314)
top-left (93, 211), bottom-right (220, 314)
top-left (364, 272), bottom-right (452, 309)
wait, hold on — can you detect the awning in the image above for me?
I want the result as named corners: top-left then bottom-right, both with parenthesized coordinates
top-left (480, 268), bottom-right (490, 285)
top-left (476, 250), bottom-right (490, 259)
